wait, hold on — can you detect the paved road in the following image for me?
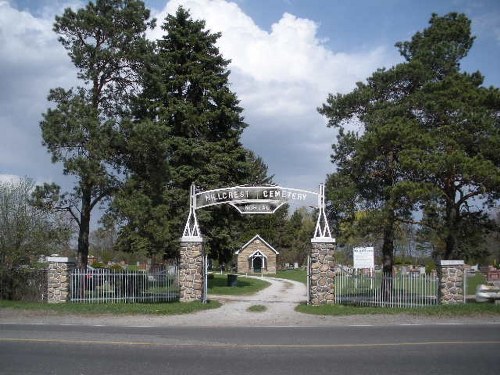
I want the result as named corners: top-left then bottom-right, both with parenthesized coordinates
top-left (1, 323), bottom-right (499, 374)
top-left (1, 277), bottom-right (499, 374)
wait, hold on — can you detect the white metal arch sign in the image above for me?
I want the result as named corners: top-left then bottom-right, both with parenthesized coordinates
top-left (197, 185), bottom-right (316, 214)
top-left (182, 183), bottom-right (333, 243)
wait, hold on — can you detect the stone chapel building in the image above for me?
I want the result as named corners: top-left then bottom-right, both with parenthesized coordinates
top-left (235, 235), bottom-right (278, 274)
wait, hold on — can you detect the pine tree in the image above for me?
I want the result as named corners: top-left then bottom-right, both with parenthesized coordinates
top-left (319, 12), bottom-right (500, 271)
top-left (115, 7), bottom-right (261, 262)
top-left (36, 0), bottom-right (154, 268)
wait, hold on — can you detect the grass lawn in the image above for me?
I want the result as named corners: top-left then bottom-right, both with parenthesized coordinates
top-left (207, 273), bottom-right (270, 295)
top-left (275, 269), bottom-right (307, 284)
top-left (466, 273), bottom-right (487, 295)
top-left (296, 301), bottom-right (500, 317)
top-left (0, 299), bottom-right (221, 316)
top-left (247, 304), bottom-right (267, 312)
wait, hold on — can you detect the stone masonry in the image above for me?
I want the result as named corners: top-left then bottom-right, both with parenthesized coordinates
top-left (236, 235), bottom-right (278, 274)
top-left (47, 256), bottom-right (76, 303)
top-left (179, 240), bottom-right (204, 302)
top-left (439, 260), bottom-right (465, 304)
top-left (309, 241), bottom-right (335, 305)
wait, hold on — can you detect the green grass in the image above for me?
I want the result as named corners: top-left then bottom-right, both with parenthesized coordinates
top-left (296, 302), bottom-right (500, 317)
top-left (207, 274), bottom-right (270, 295)
top-left (275, 269), bottom-right (307, 284)
top-left (0, 299), bottom-right (221, 316)
top-left (466, 273), bottom-right (487, 295)
top-left (247, 304), bottom-right (267, 312)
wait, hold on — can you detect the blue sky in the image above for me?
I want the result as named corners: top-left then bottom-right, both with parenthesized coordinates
top-left (1, 0), bottom-right (499, 216)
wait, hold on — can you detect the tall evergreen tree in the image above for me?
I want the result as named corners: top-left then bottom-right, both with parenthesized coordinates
top-left (398, 14), bottom-right (500, 260)
top-left (115, 7), bottom-right (259, 262)
top-left (35, 0), bottom-right (154, 268)
top-left (320, 52), bottom-right (424, 279)
top-left (319, 13), bottom-right (500, 272)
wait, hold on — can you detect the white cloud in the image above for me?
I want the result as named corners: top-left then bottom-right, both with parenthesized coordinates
top-left (0, 1), bottom-right (76, 183)
top-left (0, 0), bottom-right (398, 199)
top-left (154, 0), bottom-right (393, 115)
top-left (151, 0), bottom-right (396, 190)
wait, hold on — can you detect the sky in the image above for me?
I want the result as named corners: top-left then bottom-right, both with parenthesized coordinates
top-left (1, 0), bottom-right (500, 209)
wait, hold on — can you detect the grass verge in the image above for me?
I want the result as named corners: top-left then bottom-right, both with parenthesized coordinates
top-left (0, 299), bottom-right (221, 316)
top-left (247, 304), bottom-right (267, 312)
top-left (296, 302), bottom-right (500, 317)
top-left (208, 274), bottom-right (270, 295)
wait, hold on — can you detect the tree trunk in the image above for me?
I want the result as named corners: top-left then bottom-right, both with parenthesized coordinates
top-left (77, 186), bottom-right (92, 269)
top-left (381, 209), bottom-right (395, 302)
top-left (444, 200), bottom-right (459, 260)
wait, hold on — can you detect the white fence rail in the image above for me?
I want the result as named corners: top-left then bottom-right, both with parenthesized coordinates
top-left (70, 267), bottom-right (179, 303)
top-left (335, 270), bottom-right (438, 308)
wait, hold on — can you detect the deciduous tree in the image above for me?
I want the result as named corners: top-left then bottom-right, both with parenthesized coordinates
top-left (0, 178), bottom-right (71, 269)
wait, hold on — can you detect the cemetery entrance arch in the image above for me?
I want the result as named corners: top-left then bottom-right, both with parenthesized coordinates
top-left (179, 184), bottom-right (335, 305)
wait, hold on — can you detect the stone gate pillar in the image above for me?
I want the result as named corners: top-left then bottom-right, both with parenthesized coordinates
top-left (179, 239), bottom-right (204, 302)
top-left (47, 256), bottom-right (76, 303)
top-left (309, 239), bottom-right (336, 305)
top-left (438, 260), bottom-right (465, 304)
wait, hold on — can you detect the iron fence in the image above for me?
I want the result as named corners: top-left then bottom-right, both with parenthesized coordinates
top-left (335, 270), bottom-right (438, 308)
top-left (70, 266), bottom-right (179, 303)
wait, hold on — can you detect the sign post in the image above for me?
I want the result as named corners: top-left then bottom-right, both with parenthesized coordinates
top-left (353, 246), bottom-right (375, 289)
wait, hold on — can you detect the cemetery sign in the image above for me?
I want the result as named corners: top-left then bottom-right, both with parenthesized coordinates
top-left (182, 183), bottom-right (333, 242)
top-left (196, 186), bottom-right (313, 214)
top-left (353, 246), bottom-right (375, 269)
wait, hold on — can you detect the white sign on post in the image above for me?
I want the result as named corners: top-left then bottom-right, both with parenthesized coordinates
top-left (353, 247), bottom-right (374, 269)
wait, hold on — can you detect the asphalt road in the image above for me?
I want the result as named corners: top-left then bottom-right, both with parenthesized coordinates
top-left (1, 323), bottom-right (499, 375)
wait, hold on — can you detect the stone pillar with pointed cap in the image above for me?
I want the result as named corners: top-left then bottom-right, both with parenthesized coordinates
top-left (179, 183), bottom-right (205, 302)
top-left (308, 184), bottom-right (336, 305)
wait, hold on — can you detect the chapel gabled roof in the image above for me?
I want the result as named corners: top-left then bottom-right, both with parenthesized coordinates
top-left (235, 234), bottom-right (279, 255)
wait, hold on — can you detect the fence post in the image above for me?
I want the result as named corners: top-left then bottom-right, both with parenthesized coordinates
top-left (47, 256), bottom-right (76, 303)
top-left (438, 260), bottom-right (465, 305)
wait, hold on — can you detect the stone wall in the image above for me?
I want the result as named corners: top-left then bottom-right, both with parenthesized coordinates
top-left (309, 241), bottom-right (335, 305)
top-left (439, 260), bottom-right (465, 304)
top-left (179, 240), bottom-right (204, 302)
top-left (47, 256), bottom-right (76, 303)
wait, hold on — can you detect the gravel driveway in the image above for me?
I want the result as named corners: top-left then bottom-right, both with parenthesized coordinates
top-left (1, 276), bottom-right (498, 327)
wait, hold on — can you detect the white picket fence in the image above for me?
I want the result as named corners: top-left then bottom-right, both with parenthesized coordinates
top-left (335, 270), bottom-right (439, 308)
top-left (70, 266), bottom-right (179, 303)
